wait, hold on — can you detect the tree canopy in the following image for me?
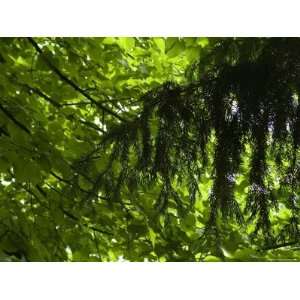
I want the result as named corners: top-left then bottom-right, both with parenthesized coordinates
top-left (0, 37), bottom-right (300, 261)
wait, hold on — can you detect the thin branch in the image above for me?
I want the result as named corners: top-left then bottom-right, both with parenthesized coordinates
top-left (60, 207), bottom-right (113, 236)
top-left (50, 171), bottom-right (72, 184)
top-left (35, 184), bottom-right (47, 197)
top-left (10, 78), bottom-right (107, 135)
top-left (50, 171), bottom-right (110, 201)
top-left (26, 85), bottom-right (61, 108)
top-left (263, 240), bottom-right (300, 251)
top-left (45, 184), bottom-right (113, 236)
top-left (0, 229), bottom-right (9, 241)
top-left (23, 83), bottom-right (91, 108)
top-left (22, 185), bottom-right (50, 210)
top-left (60, 101), bottom-right (90, 107)
top-left (9, 75), bottom-right (92, 108)
top-left (78, 119), bottom-right (106, 133)
top-left (0, 101), bottom-right (31, 135)
top-left (23, 183), bottom-right (113, 237)
top-left (0, 126), bottom-right (10, 137)
top-left (27, 37), bottom-right (126, 122)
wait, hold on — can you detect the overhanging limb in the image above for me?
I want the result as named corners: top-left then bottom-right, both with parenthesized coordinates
top-left (27, 37), bottom-right (127, 123)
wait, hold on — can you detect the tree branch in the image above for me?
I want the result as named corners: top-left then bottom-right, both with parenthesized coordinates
top-left (0, 126), bottom-right (10, 137)
top-left (25, 85), bottom-right (61, 108)
top-left (263, 240), bottom-right (300, 251)
top-left (50, 171), bottom-right (110, 201)
top-left (0, 101), bottom-right (31, 135)
top-left (27, 37), bottom-right (126, 122)
top-left (11, 79), bottom-right (107, 134)
top-left (78, 119), bottom-right (106, 133)
top-left (60, 207), bottom-right (113, 236)
top-left (39, 183), bottom-right (113, 236)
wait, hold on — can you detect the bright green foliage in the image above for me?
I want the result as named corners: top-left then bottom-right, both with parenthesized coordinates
top-left (0, 38), bottom-right (299, 261)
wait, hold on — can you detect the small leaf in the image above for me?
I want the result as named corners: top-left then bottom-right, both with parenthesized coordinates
top-left (149, 228), bottom-right (156, 246)
top-left (166, 40), bottom-right (185, 58)
top-left (118, 38), bottom-right (135, 51)
top-left (154, 38), bottom-right (165, 53)
top-left (203, 255), bottom-right (222, 262)
top-left (102, 37), bottom-right (117, 45)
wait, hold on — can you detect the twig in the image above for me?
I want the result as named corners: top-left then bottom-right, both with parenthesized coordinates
top-left (27, 37), bottom-right (126, 122)
top-left (0, 101), bottom-right (31, 135)
top-left (263, 240), bottom-right (300, 251)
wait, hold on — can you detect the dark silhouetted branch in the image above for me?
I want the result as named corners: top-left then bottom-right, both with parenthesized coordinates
top-left (0, 102), bottom-right (31, 135)
top-left (26, 85), bottom-right (61, 108)
top-left (263, 240), bottom-right (300, 251)
top-left (27, 37), bottom-right (126, 122)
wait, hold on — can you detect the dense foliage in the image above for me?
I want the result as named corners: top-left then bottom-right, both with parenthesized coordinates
top-left (0, 37), bottom-right (300, 261)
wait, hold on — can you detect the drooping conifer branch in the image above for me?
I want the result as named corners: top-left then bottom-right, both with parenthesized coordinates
top-left (76, 38), bottom-right (300, 248)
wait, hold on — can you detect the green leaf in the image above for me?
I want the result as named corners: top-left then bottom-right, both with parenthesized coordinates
top-left (149, 228), bottom-right (156, 246)
top-left (153, 38), bottom-right (165, 53)
top-left (0, 37), bottom-right (298, 262)
top-left (166, 40), bottom-right (185, 58)
top-left (14, 160), bottom-right (41, 184)
top-left (203, 255), bottom-right (222, 262)
top-left (182, 213), bottom-right (196, 228)
top-left (102, 37), bottom-right (117, 45)
top-left (197, 37), bottom-right (209, 48)
top-left (118, 38), bottom-right (135, 51)
top-left (0, 158), bottom-right (9, 173)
